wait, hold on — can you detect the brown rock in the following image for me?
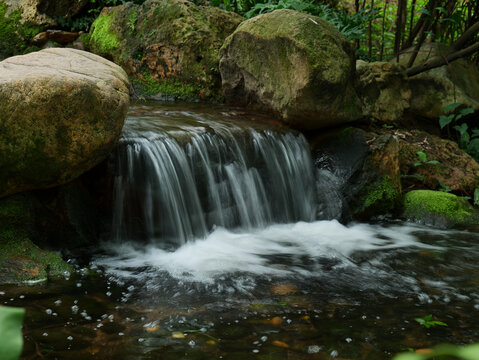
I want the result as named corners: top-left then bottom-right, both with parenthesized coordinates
top-left (397, 129), bottom-right (479, 195)
top-left (0, 48), bottom-right (130, 198)
top-left (356, 60), bottom-right (411, 122)
top-left (46, 29), bottom-right (79, 44)
top-left (31, 31), bottom-right (49, 45)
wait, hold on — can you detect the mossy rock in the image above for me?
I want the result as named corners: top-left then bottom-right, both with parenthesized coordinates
top-left (0, 194), bottom-right (72, 284)
top-left (0, 48), bottom-right (129, 198)
top-left (220, 9), bottom-right (362, 130)
top-left (89, 0), bottom-right (243, 101)
top-left (0, 1), bottom-right (42, 60)
top-left (354, 175), bottom-right (401, 220)
top-left (402, 190), bottom-right (479, 229)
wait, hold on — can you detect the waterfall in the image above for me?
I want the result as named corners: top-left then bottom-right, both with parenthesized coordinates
top-left (110, 108), bottom-right (316, 246)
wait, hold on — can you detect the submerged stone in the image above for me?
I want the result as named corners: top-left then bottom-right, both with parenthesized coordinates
top-left (220, 9), bottom-right (362, 130)
top-left (0, 48), bottom-right (129, 198)
top-left (402, 190), bottom-right (479, 229)
top-left (88, 0), bottom-right (242, 101)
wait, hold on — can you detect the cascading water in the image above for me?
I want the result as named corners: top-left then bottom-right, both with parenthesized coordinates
top-left (110, 105), bottom-right (316, 246)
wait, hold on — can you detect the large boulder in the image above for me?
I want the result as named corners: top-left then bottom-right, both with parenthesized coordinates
top-left (394, 42), bottom-right (479, 119)
top-left (88, 0), bottom-right (243, 101)
top-left (355, 60), bottom-right (411, 122)
top-left (219, 9), bottom-right (362, 131)
top-left (0, 48), bottom-right (130, 198)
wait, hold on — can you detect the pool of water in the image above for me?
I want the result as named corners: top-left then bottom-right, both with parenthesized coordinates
top-left (4, 220), bottom-right (479, 359)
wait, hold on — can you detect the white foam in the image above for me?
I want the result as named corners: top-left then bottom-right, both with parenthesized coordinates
top-left (94, 220), bottom-right (439, 285)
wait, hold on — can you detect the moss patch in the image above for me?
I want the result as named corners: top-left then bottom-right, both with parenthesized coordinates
top-left (0, 1), bottom-right (41, 59)
top-left (403, 190), bottom-right (479, 229)
top-left (89, 13), bottom-right (120, 56)
top-left (355, 175), bottom-right (400, 219)
top-left (0, 194), bottom-right (72, 284)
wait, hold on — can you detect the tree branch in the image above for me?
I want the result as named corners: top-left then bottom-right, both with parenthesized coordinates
top-left (406, 42), bottom-right (479, 77)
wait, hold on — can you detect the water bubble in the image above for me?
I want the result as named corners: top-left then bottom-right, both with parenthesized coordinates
top-left (307, 345), bottom-right (321, 354)
top-left (106, 291), bottom-right (112, 297)
top-left (330, 350), bottom-right (339, 358)
top-left (188, 340), bottom-right (195, 347)
top-left (345, 338), bottom-right (352, 343)
top-left (127, 285), bottom-right (135, 292)
top-left (54, 300), bottom-right (62, 306)
top-left (71, 305), bottom-right (79, 314)
top-left (108, 314), bottom-right (114, 321)
top-left (67, 336), bottom-right (73, 341)
top-left (42, 333), bottom-right (48, 337)
top-left (19, 295), bottom-right (24, 299)
top-left (52, 312), bottom-right (58, 317)
top-left (97, 323), bottom-right (103, 328)
top-left (76, 282), bottom-right (82, 288)
top-left (361, 315), bottom-right (367, 319)
top-left (261, 336), bottom-right (268, 342)
top-left (118, 332), bottom-right (124, 336)
top-left (252, 349), bottom-right (259, 353)
top-left (45, 309), bottom-right (52, 315)
top-left (0, 292), bottom-right (5, 295)
top-left (138, 338), bottom-right (145, 343)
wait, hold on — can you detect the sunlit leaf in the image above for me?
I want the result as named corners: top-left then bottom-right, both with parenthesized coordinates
top-left (0, 306), bottom-right (25, 360)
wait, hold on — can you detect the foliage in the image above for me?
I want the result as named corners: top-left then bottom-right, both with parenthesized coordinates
top-left (414, 314), bottom-right (448, 329)
top-left (437, 180), bottom-right (451, 193)
top-left (393, 343), bottom-right (479, 360)
top-left (0, 306), bottom-right (25, 360)
top-left (439, 103), bottom-right (479, 162)
top-left (413, 151), bottom-right (440, 167)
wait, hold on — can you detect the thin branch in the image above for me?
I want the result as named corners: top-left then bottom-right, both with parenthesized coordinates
top-left (406, 42), bottom-right (479, 77)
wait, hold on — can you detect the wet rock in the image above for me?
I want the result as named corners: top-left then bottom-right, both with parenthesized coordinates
top-left (355, 60), bottom-right (411, 122)
top-left (88, 0), bottom-right (242, 101)
top-left (0, 193), bottom-right (71, 284)
top-left (402, 190), bottom-right (479, 229)
top-left (220, 9), bottom-right (362, 131)
top-left (0, 48), bottom-right (129, 198)
top-left (312, 127), bottom-right (401, 221)
top-left (396, 129), bottom-right (479, 196)
top-left (270, 284), bottom-right (298, 296)
top-left (31, 31), bottom-right (48, 45)
top-left (393, 43), bottom-right (479, 119)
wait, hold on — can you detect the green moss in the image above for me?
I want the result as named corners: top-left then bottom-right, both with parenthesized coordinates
top-left (0, 194), bottom-right (72, 284)
top-left (356, 175), bottom-right (400, 218)
top-left (90, 13), bottom-right (120, 55)
top-left (0, 1), bottom-right (41, 59)
top-left (403, 190), bottom-right (479, 228)
top-left (133, 71), bottom-right (223, 101)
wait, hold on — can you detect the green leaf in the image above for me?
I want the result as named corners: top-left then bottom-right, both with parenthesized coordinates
top-left (454, 123), bottom-right (468, 136)
top-left (456, 343), bottom-right (479, 360)
top-left (416, 151), bottom-right (427, 163)
top-left (392, 353), bottom-right (426, 360)
top-left (427, 160), bottom-right (440, 165)
top-left (443, 102), bottom-right (463, 113)
top-left (439, 114), bottom-right (455, 128)
top-left (460, 107), bottom-right (475, 116)
top-left (0, 306), bottom-right (25, 360)
top-left (471, 129), bottom-right (479, 138)
top-left (435, 6), bottom-right (448, 15)
top-left (474, 188), bottom-right (479, 206)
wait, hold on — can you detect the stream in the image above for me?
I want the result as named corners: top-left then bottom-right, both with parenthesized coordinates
top-left (3, 103), bottom-right (479, 359)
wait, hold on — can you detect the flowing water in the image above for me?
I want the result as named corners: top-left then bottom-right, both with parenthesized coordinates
top-left (3, 103), bottom-right (479, 359)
